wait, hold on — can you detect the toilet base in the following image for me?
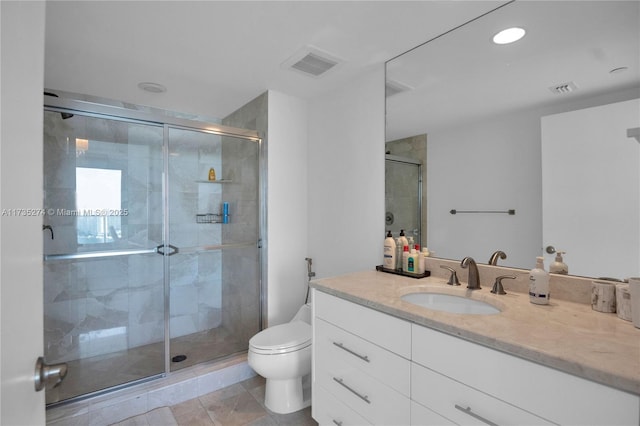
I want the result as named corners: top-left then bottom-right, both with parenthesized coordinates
top-left (264, 376), bottom-right (311, 414)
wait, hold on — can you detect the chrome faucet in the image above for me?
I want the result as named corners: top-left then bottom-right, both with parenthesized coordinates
top-left (488, 250), bottom-right (506, 266)
top-left (461, 257), bottom-right (481, 290)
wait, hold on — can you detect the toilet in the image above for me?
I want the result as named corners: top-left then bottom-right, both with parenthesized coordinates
top-left (248, 304), bottom-right (312, 414)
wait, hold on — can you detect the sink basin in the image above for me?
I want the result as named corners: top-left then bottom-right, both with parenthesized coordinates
top-left (401, 292), bottom-right (500, 315)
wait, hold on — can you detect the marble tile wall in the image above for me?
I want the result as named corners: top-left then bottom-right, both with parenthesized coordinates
top-left (168, 128), bottom-right (224, 338)
top-left (221, 92), bottom-right (266, 340)
top-left (43, 112), bottom-right (166, 364)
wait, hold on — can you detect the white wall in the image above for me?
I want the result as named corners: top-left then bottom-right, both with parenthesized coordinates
top-left (427, 88), bottom-right (640, 271)
top-left (0, 1), bottom-right (46, 424)
top-left (541, 99), bottom-right (640, 278)
top-left (266, 91), bottom-right (310, 326)
top-left (307, 67), bottom-right (386, 279)
top-left (428, 111), bottom-right (542, 269)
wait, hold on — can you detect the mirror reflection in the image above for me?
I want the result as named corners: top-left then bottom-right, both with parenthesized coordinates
top-left (385, 0), bottom-right (640, 279)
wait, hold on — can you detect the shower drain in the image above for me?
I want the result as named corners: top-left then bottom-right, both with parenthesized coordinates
top-left (171, 355), bottom-right (187, 363)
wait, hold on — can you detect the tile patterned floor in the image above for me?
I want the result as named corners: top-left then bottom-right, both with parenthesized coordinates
top-left (110, 376), bottom-right (317, 426)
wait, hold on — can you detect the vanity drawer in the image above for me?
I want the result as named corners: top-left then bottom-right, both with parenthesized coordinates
top-left (411, 363), bottom-right (555, 426)
top-left (313, 383), bottom-right (371, 426)
top-left (411, 401), bottom-right (455, 426)
top-left (315, 317), bottom-right (410, 396)
top-left (316, 345), bottom-right (410, 425)
top-left (412, 325), bottom-right (640, 425)
top-left (314, 290), bottom-right (411, 358)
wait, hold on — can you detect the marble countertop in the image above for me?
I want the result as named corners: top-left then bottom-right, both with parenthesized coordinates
top-left (310, 270), bottom-right (640, 396)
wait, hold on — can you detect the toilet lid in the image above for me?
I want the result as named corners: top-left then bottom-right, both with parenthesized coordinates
top-left (249, 321), bottom-right (311, 354)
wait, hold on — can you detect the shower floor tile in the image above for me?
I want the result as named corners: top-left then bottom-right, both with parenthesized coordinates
top-left (47, 327), bottom-right (247, 405)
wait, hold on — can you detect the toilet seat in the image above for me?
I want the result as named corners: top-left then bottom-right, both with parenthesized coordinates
top-left (249, 321), bottom-right (311, 355)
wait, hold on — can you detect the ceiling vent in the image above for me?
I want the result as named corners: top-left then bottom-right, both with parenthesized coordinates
top-left (549, 81), bottom-right (578, 95)
top-left (282, 46), bottom-right (342, 78)
top-left (386, 79), bottom-right (413, 97)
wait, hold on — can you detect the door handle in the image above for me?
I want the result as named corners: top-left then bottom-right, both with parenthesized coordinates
top-left (156, 244), bottom-right (179, 256)
top-left (34, 356), bottom-right (68, 391)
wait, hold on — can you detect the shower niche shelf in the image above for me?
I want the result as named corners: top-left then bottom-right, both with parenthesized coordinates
top-left (196, 213), bottom-right (228, 224)
top-left (196, 179), bottom-right (232, 184)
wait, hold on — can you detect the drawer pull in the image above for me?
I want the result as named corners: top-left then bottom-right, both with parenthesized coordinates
top-left (454, 404), bottom-right (499, 426)
top-left (332, 420), bottom-right (343, 426)
top-left (333, 377), bottom-right (371, 404)
top-left (333, 341), bottom-right (370, 362)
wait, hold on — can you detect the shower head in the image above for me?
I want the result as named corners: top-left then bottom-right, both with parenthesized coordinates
top-left (44, 92), bottom-right (74, 120)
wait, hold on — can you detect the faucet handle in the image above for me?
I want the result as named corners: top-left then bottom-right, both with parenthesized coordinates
top-left (440, 265), bottom-right (461, 286)
top-left (491, 275), bottom-right (516, 295)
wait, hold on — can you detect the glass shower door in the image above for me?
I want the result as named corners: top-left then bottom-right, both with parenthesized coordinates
top-left (385, 156), bottom-right (423, 248)
top-left (43, 111), bottom-right (166, 404)
top-left (167, 127), bottom-right (261, 371)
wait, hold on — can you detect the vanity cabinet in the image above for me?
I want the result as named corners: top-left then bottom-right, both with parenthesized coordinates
top-left (412, 326), bottom-right (640, 426)
top-left (312, 289), bottom-right (640, 426)
top-left (313, 290), bottom-right (411, 425)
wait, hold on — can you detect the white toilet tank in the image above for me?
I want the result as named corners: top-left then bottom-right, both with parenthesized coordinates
top-left (290, 303), bottom-right (311, 324)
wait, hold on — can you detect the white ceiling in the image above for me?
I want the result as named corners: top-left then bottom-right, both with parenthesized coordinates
top-left (386, 0), bottom-right (640, 140)
top-left (44, 0), bottom-right (505, 119)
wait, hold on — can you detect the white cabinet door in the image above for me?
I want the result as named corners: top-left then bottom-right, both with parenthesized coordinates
top-left (1, 2), bottom-right (47, 424)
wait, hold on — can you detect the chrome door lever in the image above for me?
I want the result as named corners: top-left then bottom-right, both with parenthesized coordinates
top-left (34, 356), bottom-right (68, 391)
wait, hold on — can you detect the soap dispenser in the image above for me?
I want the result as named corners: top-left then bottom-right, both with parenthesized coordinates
top-left (529, 256), bottom-right (550, 305)
top-left (383, 231), bottom-right (396, 270)
top-left (549, 251), bottom-right (568, 275)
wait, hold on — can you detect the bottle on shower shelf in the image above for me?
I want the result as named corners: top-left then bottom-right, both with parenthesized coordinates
top-left (222, 202), bottom-right (229, 223)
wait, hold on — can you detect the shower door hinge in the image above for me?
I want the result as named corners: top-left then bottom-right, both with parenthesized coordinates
top-left (257, 239), bottom-right (262, 249)
top-left (156, 244), bottom-right (179, 256)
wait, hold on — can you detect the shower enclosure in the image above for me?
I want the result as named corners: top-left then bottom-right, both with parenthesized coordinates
top-left (385, 154), bottom-right (423, 247)
top-left (42, 97), bottom-right (263, 405)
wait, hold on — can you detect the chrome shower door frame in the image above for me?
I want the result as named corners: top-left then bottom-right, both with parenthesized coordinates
top-left (43, 95), bottom-right (264, 404)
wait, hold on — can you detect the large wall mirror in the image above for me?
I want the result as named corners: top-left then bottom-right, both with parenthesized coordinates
top-left (385, 0), bottom-right (640, 279)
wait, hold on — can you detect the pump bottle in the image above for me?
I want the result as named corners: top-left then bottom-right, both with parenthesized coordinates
top-left (383, 231), bottom-right (396, 270)
top-left (398, 230), bottom-right (409, 255)
top-left (529, 256), bottom-right (550, 305)
top-left (549, 251), bottom-right (568, 275)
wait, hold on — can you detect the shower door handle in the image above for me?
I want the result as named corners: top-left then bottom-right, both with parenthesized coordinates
top-left (156, 244), bottom-right (179, 256)
top-left (34, 356), bottom-right (68, 391)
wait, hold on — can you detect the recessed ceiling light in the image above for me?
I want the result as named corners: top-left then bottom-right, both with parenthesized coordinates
top-left (493, 27), bottom-right (526, 45)
top-left (138, 82), bottom-right (167, 93)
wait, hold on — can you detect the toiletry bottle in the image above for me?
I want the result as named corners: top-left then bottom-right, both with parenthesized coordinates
top-left (422, 247), bottom-right (431, 257)
top-left (408, 248), bottom-right (416, 273)
top-left (222, 202), bottom-right (229, 223)
top-left (395, 238), bottom-right (403, 270)
top-left (407, 236), bottom-right (415, 252)
top-left (383, 231), bottom-right (396, 270)
top-left (402, 245), bottom-right (410, 272)
top-left (208, 167), bottom-right (216, 181)
top-left (415, 244), bottom-right (425, 274)
top-left (398, 230), bottom-right (408, 254)
top-left (529, 256), bottom-right (550, 305)
top-left (549, 251), bottom-right (568, 275)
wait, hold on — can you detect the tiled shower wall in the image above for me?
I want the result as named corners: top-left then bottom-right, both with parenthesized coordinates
top-left (168, 128), bottom-right (224, 339)
top-left (43, 112), bottom-right (166, 363)
top-left (220, 91), bottom-right (266, 345)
